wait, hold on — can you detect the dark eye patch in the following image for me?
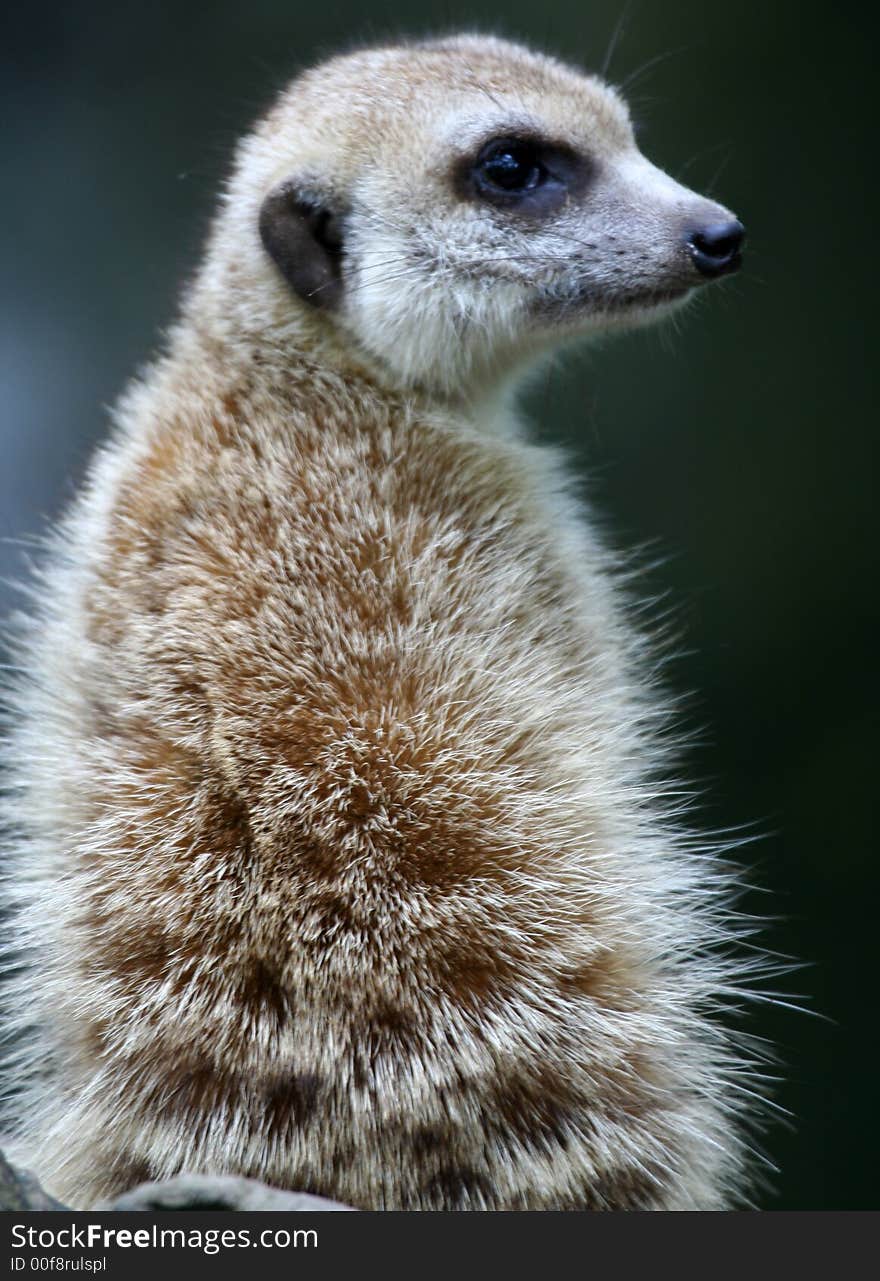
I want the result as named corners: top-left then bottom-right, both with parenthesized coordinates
top-left (456, 133), bottom-right (592, 215)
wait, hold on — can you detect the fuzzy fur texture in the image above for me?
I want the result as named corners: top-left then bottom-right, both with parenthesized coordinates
top-left (2, 35), bottom-right (762, 1209)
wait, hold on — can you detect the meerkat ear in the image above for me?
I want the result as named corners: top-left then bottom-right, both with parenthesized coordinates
top-left (259, 182), bottom-right (345, 309)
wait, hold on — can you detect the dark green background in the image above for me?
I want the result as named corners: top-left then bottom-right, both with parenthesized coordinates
top-left (2, 2), bottom-right (876, 1209)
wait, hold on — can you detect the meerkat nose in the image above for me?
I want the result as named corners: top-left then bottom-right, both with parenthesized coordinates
top-left (687, 219), bottom-right (745, 278)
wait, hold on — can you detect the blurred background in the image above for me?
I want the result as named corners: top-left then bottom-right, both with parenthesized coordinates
top-left (2, 1), bottom-right (876, 1209)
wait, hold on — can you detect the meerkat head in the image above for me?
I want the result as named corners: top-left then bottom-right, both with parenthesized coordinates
top-left (206, 35), bottom-right (743, 399)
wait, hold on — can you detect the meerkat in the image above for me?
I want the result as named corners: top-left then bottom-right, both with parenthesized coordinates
top-left (0, 34), bottom-right (759, 1211)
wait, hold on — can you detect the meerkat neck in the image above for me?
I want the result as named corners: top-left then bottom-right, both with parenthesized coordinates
top-left (176, 272), bottom-right (524, 432)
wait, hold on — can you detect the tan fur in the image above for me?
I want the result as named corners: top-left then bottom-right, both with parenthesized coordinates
top-left (2, 35), bottom-right (760, 1209)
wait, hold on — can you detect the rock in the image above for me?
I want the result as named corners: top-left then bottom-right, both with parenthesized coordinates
top-left (0, 1150), bottom-right (70, 1210)
top-left (0, 1149), bottom-right (355, 1211)
top-left (106, 1173), bottom-right (356, 1211)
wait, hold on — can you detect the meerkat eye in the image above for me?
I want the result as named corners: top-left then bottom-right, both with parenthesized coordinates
top-left (460, 135), bottom-right (583, 213)
top-left (476, 140), bottom-right (547, 194)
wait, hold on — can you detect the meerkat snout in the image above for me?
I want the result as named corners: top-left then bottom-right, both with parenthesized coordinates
top-left (687, 219), bottom-right (746, 278)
